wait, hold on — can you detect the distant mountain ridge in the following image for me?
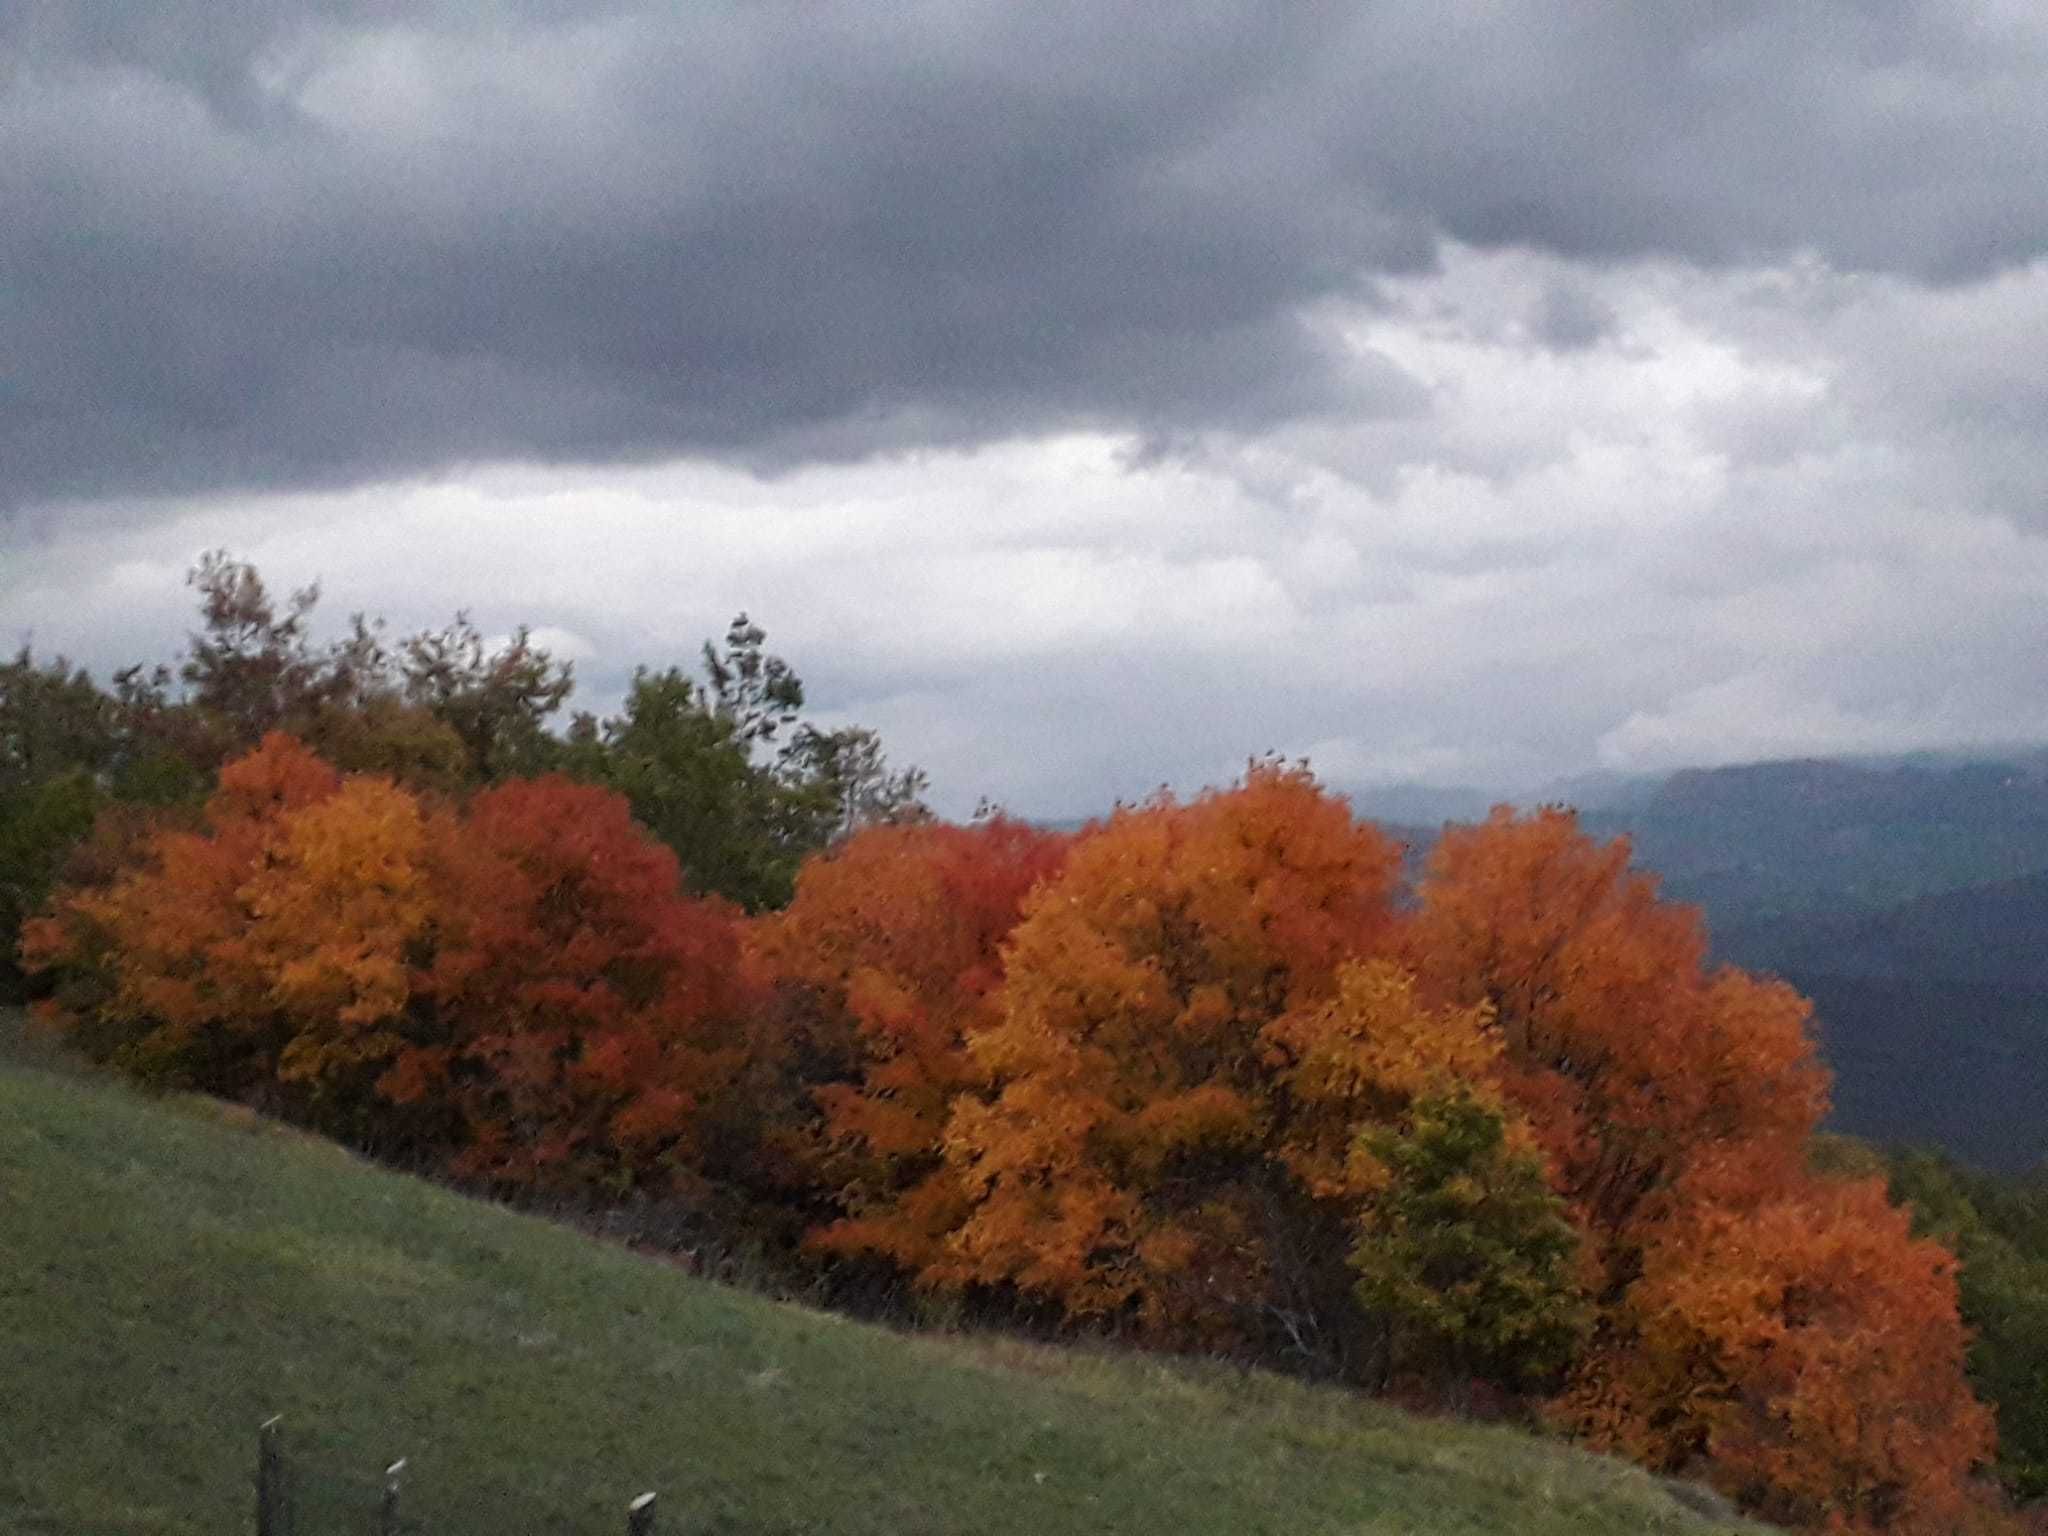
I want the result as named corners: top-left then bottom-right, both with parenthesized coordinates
top-left (1716, 872), bottom-right (2048, 988)
top-left (1584, 754), bottom-right (2048, 928)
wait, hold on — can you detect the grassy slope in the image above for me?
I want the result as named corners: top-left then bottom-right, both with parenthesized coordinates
top-left (0, 1014), bottom-right (1758, 1536)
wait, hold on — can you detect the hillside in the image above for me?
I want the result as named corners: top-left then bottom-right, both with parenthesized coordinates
top-left (1710, 875), bottom-right (2048, 1171)
top-left (1797, 973), bottom-right (2048, 1171)
top-left (1587, 755), bottom-right (2048, 928)
top-left (1717, 872), bottom-right (2048, 988)
top-left (0, 1016), bottom-right (1756, 1536)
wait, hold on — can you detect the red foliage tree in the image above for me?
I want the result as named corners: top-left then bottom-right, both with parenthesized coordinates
top-left (391, 776), bottom-right (758, 1194)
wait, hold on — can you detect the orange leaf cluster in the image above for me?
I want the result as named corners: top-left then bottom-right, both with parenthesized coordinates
top-left (1405, 807), bottom-right (1829, 1271)
top-left (937, 765), bottom-right (1409, 1346)
top-left (754, 814), bottom-right (1071, 1271)
top-left (1567, 1176), bottom-right (1998, 1533)
top-left (23, 734), bottom-right (350, 1093)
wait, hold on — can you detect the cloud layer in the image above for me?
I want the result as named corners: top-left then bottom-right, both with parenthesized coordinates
top-left (10, 243), bottom-right (2048, 814)
top-left (8, 4), bottom-right (2048, 810)
top-left (9, 2), bottom-right (2048, 509)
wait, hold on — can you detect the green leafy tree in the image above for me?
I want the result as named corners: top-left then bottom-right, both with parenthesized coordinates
top-left (0, 649), bottom-right (122, 792)
top-left (701, 616), bottom-right (927, 840)
top-left (296, 696), bottom-right (472, 793)
top-left (1350, 1091), bottom-right (1588, 1396)
top-left (396, 614), bottom-right (574, 782)
top-left (0, 770), bottom-right (106, 1001)
top-left (1887, 1148), bottom-right (2048, 1500)
top-left (1, 652), bottom-right (132, 998)
top-left (572, 620), bottom-right (926, 911)
top-left (781, 724), bottom-right (930, 840)
top-left (702, 614), bottom-right (805, 744)
top-left (570, 666), bottom-right (798, 910)
top-left (178, 552), bottom-right (334, 748)
top-left (173, 553), bottom-right (574, 785)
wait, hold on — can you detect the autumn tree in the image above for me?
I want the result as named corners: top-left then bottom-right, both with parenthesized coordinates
top-left (390, 776), bottom-right (760, 1195)
top-left (235, 775), bottom-right (440, 1129)
top-left (753, 815), bottom-right (1071, 1272)
top-left (1569, 1175), bottom-right (1997, 1534)
top-left (1405, 810), bottom-right (1997, 1529)
top-left (28, 738), bottom-right (760, 1192)
top-left (21, 734), bottom-right (345, 1093)
top-left (1404, 806), bottom-right (1828, 1272)
top-left (936, 765), bottom-right (1423, 1367)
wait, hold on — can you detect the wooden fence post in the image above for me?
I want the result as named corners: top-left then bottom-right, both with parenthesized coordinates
top-left (379, 1458), bottom-right (406, 1536)
top-left (256, 1416), bottom-right (286, 1536)
top-left (627, 1490), bottom-right (658, 1535)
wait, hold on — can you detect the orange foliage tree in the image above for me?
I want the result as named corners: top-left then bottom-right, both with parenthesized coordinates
top-left (1404, 806), bottom-right (1828, 1268)
top-left (1572, 1175), bottom-right (1998, 1533)
top-left (752, 815), bottom-right (1071, 1271)
top-left (935, 765), bottom-right (1432, 1368)
top-left (241, 775), bottom-right (439, 1103)
top-left (29, 741), bottom-right (755, 1193)
top-left (21, 733), bottom-right (347, 1097)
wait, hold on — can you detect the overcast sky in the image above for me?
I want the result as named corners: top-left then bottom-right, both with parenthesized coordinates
top-left (6, 2), bottom-right (2048, 816)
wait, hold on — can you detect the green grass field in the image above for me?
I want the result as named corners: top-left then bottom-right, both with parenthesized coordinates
top-left (0, 1009), bottom-right (1759, 1535)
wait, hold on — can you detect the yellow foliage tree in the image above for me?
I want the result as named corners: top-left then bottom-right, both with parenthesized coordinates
top-left (240, 776), bottom-right (438, 1093)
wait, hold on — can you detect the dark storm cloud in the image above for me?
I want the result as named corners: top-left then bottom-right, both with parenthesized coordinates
top-left (5, 0), bottom-right (2047, 512)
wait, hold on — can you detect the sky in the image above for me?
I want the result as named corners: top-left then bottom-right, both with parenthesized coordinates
top-left (6, 2), bottom-right (2048, 817)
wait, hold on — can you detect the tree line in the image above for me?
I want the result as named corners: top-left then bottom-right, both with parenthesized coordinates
top-left (0, 558), bottom-right (2025, 1534)
top-left (1, 553), bottom-right (925, 1001)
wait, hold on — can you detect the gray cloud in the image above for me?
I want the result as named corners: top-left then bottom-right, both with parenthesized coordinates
top-left (7, 1), bottom-right (2048, 514)
top-left (1528, 282), bottom-right (1616, 352)
top-left (10, 230), bottom-right (2048, 820)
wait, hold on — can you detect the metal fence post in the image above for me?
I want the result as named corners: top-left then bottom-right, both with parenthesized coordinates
top-left (627, 1490), bottom-right (658, 1535)
top-left (379, 1458), bottom-right (406, 1536)
top-left (256, 1416), bottom-right (286, 1536)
